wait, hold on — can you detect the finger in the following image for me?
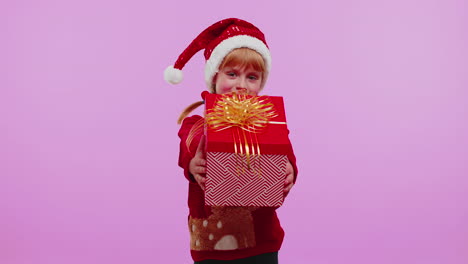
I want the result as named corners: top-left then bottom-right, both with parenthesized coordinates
top-left (194, 166), bottom-right (206, 174)
top-left (283, 183), bottom-right (294, 193)
top-left (194, 172), bottom-right (207, 182)
top-left (195, 158), bottom-right (206, 167)
top-left (200, 175), bottom-right (206, 189)
top-left (194, 172), bottom-right (205, 180)
top-left (284, 172), bottom-right (294, 184)
top-left (200, 177), bottom-right (206, 190)
top-left (194, 174), bottom-right (206, 190)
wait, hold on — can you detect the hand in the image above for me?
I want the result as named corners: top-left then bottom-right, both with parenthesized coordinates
top-left (284, 160), bottom-right (294, 195)
top-left (189, 135), bottom-right (207, 190)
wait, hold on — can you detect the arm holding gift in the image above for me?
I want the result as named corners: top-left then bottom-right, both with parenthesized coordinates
top-left (189, 135), bottom-right (207, 191)
top-left (284, 160), bottom-right (294, 194)
top-left (177, 114), bottom-right (210, 190)
top-left (284, 131), bottom-right (298, 197)
top-left (178, 115), bottom-right (204, 183)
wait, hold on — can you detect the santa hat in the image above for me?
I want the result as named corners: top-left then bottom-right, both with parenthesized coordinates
top-left (164, 18), bottom-right (271, 91)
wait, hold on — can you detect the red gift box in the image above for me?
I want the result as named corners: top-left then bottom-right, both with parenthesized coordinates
top-left (203, 93), bottom-right (290, 207)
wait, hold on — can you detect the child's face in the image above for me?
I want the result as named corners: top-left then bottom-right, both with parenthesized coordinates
top-left (214, 66), bottom-right (263, 95)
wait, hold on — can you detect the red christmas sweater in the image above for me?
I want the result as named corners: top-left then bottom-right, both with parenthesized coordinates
top-left (178, 115), bottom-right (298, 262)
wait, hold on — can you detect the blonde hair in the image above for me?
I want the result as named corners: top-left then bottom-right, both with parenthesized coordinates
top-left (177, 48), bottom-right (266, 124)
top-left (219, 48), bottom-right (265, 75)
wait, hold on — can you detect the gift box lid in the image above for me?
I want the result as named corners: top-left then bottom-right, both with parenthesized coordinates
top-left (204, 93), bottom-right (290, 155)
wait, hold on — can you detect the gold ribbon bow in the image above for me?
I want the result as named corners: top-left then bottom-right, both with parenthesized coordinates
top-left (206, 92), bottom-right (279, 170)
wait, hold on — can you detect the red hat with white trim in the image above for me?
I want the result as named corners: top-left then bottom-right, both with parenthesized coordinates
top-left (164, 18), bottom-right (271, 91)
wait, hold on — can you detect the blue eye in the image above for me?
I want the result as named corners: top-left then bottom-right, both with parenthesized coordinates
top-left (227, 72), bottom-right (236, 77)
top-left (248, 75), bottom-right (259, 80)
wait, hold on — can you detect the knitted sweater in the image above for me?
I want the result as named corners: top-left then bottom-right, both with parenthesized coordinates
top-left (178, 115), bottom-right (298, 261)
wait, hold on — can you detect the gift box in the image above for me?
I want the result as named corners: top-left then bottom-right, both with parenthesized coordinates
top-left (203, 92), bottom-right (290, 207)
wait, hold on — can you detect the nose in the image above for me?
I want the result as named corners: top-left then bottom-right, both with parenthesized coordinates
top-left (235, 77), bottom-right (248, 92)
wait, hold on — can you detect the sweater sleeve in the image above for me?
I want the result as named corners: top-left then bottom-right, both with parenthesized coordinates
top-left (178, 115), bottom-right (204, 182)
top-left (286, 129), bottom-right (299, 184)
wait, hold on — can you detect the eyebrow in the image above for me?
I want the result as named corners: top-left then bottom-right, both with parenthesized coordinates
top-left (223, 67), bottom-right (262, 75)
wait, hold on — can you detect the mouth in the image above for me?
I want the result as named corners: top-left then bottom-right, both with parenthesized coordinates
top-left (229, 89), bottom-right (257, 96)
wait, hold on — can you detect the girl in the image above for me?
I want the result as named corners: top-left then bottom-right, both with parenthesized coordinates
top-left (165, 18), bottom-right (298, 264)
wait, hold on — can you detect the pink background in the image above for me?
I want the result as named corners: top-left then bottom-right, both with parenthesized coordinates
top-left (2, 0), bottom-right (467, 263)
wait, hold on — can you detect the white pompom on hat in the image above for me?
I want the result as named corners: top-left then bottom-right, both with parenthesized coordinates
top-left (164, 66), bottom-right (183, 84)
top-left (164, 18), bottom-right (271, 91)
